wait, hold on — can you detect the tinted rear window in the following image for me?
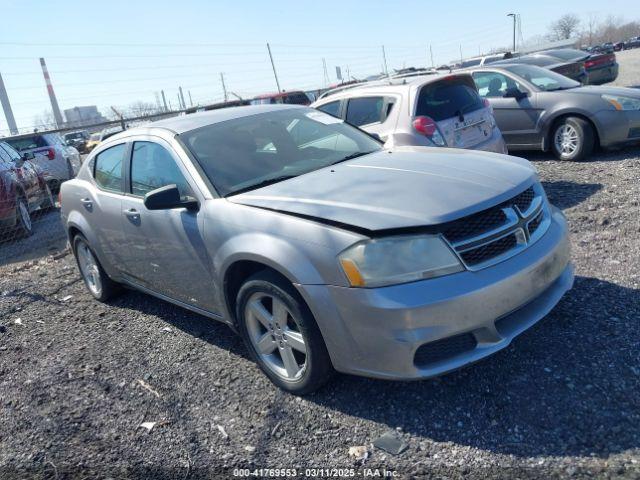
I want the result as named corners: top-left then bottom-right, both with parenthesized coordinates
top-left (5, 135), bottom-right (47, 151)
top-left (282, 92), bottom-right (310, 105)
top-left (415, 77), bottom-right (484, 121)
top-left (460, 58), bottom-right (482, 68)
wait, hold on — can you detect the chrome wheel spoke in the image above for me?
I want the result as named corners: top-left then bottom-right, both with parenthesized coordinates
top-left (284, 329), bottom-right (306, 354)
top-left (249, 300), bottom-right (272, 328)
top-left (280, 345), bottom-right (301, 378)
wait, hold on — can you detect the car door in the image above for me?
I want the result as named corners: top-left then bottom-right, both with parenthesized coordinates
top-left (88, 143), bottom-right (129, 268)
top-left (119, 138), bottom-right (216, 311)
top-left (472, 70), bottom-right (543, 148)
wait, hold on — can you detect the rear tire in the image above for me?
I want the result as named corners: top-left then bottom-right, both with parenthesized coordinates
top-left (15, 196), bottom-right (33, 238)
top-left (551, 117), bottom-right (594, 161)
top-left (236, 271), bottom-right (334, 395)
top-left (72, 234), bottom-right (121, 302)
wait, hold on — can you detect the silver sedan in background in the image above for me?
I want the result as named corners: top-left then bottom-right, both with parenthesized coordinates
top-left (61, 105), bottom-right (573, 394)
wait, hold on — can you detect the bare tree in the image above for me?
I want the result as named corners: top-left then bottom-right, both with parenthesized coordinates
top-left (127, 101), bottom-right (157, 118)
top-left (32, 109), bottom-right (55, 131)
top-left (548, 14), bottom-right (581, 40)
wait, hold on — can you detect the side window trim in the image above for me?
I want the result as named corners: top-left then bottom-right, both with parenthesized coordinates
top-left (92, 142), bottom-right (130, 195)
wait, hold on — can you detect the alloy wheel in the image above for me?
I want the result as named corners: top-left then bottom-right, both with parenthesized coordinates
top-left (554, 124), bottom-right (579, 156)
top-left (245, 292), bottom-right (307, 381)
top-left (76, 242), bottom-right (102, 297)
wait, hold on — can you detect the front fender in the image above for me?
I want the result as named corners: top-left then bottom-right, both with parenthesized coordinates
top-left (539, 107), bottom-right (605, 149)
top-left (213, 232), bottom-right (328, 289)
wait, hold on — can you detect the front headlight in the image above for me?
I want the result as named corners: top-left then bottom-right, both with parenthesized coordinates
top-left (602, 94), bottom-right (640, 111)
top-left (338, 234), bottom-right (464, 288)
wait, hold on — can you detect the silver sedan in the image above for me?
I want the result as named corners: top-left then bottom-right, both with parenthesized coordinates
top-left (61, 105), bottom-right (573, 394)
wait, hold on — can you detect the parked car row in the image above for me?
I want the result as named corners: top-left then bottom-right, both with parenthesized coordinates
top-left (2, 132), bottom-right (80, 192)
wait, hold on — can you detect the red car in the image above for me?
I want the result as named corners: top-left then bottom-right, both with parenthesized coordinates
top-left (0, 141), bottom-right (54, 238)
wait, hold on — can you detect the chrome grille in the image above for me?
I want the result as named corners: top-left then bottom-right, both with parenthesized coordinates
top-left (442, 184), bottom-right (549, 270)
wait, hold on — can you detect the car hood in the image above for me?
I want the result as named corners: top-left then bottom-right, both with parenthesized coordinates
top-left (228, 147), bottom-right (537, 231)
top-left (567, 85), bottom-right (640, 99)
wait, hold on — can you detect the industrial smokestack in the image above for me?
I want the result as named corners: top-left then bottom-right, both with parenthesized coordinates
top-left (39, 58), bottom-right (64, 127)
top-left (0, 73), bottom-right (18, 135)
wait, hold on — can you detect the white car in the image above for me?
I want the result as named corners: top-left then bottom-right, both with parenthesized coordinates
top-left (4, 133), bottom-right (81, 192)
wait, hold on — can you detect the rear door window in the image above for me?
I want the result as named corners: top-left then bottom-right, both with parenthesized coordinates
top-left (94, 144), bottom-right (126, 193)
top-left (317, 101), bottom-right (341, 118)
top-left (5, 135), bottom-right (47, 151)
top-left (345, 97), bottom-right (385, 126)
top-left (415, 77), bottom-right (484, 121)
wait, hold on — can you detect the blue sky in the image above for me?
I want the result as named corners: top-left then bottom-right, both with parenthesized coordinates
top-left (1, 0), bottom-right (639, 133)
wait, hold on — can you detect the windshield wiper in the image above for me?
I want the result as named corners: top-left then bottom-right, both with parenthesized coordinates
top-left (226, 175), bottom-right (298, 196)
top-left (330, 150), bottom-right (377, 166)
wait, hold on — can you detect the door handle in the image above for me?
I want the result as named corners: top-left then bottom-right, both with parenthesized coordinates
top-left (80, 198), bottom-right (92, 208)
top-left (124, 208), bottom-right (140, 219)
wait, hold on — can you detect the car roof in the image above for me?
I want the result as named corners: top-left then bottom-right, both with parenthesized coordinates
top-left (107, 104), bottom-right (304, 139)
top-left (316, 73), bottom-right (470, 101)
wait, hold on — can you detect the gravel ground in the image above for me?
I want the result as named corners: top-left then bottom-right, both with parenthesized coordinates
top-left (1, 56), bottom-right (640, 480)
top-left (611, 48), bottom-right (640, 88)
top-left (1, 148), bottom-right (639, 479)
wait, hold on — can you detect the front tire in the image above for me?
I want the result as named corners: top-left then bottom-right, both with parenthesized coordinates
top-left (72, 234), bottom-right (121, 302)
top-left (236, 271), bottom-right (333, 395)
top-left (551, 117), bottom-right (594, 161)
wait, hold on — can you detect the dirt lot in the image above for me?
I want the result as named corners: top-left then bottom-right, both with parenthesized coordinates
top-left (1, 57), bottom-right (640, 480)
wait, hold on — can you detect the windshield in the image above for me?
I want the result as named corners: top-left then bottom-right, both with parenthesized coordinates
top-left (180, 108), bottom-right (382, 196)
top-left (503, 64), bottom-right (580, 91)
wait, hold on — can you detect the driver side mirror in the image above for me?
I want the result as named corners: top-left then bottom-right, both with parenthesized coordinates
top-left (504, 87), bottom-right (528, 100)
top-left (143, 184), bottom-right (199, 211)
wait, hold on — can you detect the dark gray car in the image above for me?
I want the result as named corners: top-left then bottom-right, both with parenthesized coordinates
top-left (467, 64), bottom-right (640, 161)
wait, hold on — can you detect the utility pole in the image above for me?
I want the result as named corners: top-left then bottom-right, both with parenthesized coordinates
top-left (110, 106), bottom-right (125, 130)
top-left (188, 90), bottom-right (193, 107)
top-left (382, 45), bottom-right (390, 78)
top-left (322, 58), bottom-right (329, 86)
top-left (429, 45), bottom-right (434, 69)
top-left (39, 58), bottom-right (64, 127)
top-left (0, 73), bottom-right (18, 135)
top-left (220, 72), bottom-right (228, 102)
top-left (459, 45), bottom-right (463, 64)
top-left (178, 87), bottom-right (186, 110)
top-left (177, 93), bottom-right (182, 110)
top-left (507, 13), bottom-right (517, 52)
top-left (161, 90), bottom-right (168, 112)
top-left (266, 43), bottom-right (281, 93)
